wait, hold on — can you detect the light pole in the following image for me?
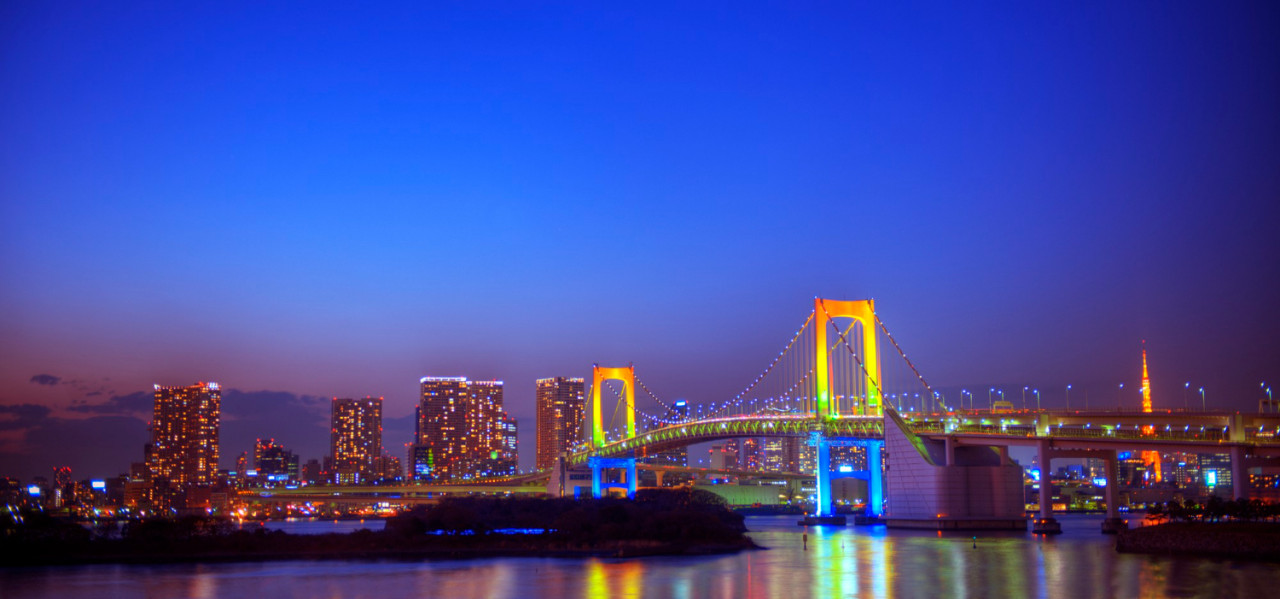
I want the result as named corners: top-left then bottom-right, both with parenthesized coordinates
top-left (1263, 382), bottom-right (1273, 413)
top-left (1118, 383), bottom-right (1124, 409)
top-left (962, 389), bottom-right (971, 410)
top-left (1183, 382), bottom-right (1190, 410)
top-left (988, 388), bottom-right (994, 410)
top-left (1066, 385), bottom-right (1072, 410)
top-left (997, 389), bottom-right (1006, 408)
top-left (1022, 386), bottom-right (1028, 410)
top-left (1034, 389), bottom-right (1041, 410)
top-left (1199, 387), bottom-right (1205, 411)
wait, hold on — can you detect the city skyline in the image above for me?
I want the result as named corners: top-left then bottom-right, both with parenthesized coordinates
top-left (2, 3), bottom-right (1278, 482)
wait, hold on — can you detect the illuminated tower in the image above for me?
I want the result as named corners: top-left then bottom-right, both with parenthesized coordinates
top-left (1140, 344), bottom-right (1163, 483)
top-left (535, 377), bottom-right (585, 470)
top-left (331, 397), bottom-right (383, 484)
top-left (149, 382), bottom-right (221, 488)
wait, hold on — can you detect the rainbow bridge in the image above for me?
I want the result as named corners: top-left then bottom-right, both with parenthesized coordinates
top-left (247, 298), bottom-right (1280, 533)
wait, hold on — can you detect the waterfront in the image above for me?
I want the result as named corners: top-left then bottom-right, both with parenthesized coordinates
top-left (4, 515), bottom-right (1278, 598)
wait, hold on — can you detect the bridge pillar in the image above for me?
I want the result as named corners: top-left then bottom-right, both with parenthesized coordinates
top-left (867, 439), bottom-right (884, 518)
top-left (1231, 445), bottom-right (1247, 500)
top-left (1101, 449), bottom-right (1127, 534)
top-left (815, 436), bottom-right (832, 518)
top-left (591, 464), bottom-right (602, 498)
top-left (587, 456), bottom-right (637, 499)
top-left (1033, 439), bottom-right (1062, 534)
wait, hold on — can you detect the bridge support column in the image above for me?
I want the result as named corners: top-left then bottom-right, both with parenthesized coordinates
top-left (1101, 450), bottom-right (1127, 534)
top-left (867, 439), bottom-right (884, 518)
top-left (815, 436), bottom-right (832, 518)
top-left (591, 464), bottom-right (603, 499)
top-left (1231, 445), bottom-right (1248, 500)
top-left (587, 456), bottom-right (637, 499)
top-left (626, 460), bottom-right (637, 498)
top-left (1033, 439), bottom-right (1062, 534)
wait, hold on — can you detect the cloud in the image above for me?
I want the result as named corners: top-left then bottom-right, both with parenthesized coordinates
top-left (0, 403), bottom-right (53, 431)
top-left (0, 414), bottom-right (148, 481)
top-left (66, 391), bottom-right (153, 416)
top-left (29, 374), bottom-right (61, 386)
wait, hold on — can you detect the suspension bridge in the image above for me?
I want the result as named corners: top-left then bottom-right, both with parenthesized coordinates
top-left (245, 297), bottom-right (1280, 533)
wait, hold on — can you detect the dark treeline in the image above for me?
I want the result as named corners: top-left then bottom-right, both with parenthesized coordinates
top-left (1, 489), bottom-right (756, 566)
top-left (1144, 497), bottom-right (1280, 524)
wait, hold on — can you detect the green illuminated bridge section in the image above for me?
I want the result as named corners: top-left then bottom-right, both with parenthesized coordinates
top-left (570, 409), bottom-right (1280, 466)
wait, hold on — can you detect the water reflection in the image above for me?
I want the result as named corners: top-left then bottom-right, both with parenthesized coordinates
top-left (3, 515), bottom-right (1279, 599)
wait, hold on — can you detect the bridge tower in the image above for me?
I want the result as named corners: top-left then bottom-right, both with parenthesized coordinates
top-left (810, 298), bottom-right (885, 522)
top-left (589, 364), bottom-right (637, 498)
top-left (814, 298), bottom-right (882, 418)
top-left (591, 364), bottom-right (635, 448)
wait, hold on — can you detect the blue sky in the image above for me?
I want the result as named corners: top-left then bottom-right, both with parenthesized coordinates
top-left (2, 2), bottom-right (1277, 479)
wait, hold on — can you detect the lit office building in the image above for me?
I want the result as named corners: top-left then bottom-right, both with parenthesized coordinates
top-left (254, 438), bottom-right (299, 483)
top-left (764, 437), bottom-right (801, 472)
top-left (710, 443), bottom-right (739, 471)
top-left (535, 377), bottom-right (585, 470)
top-left (331, 396), bottom-right (383, 484)
top-left (1200, 453), bottom-right (1233, 496)
top-left (416, 377), bottom-right (515, 480)
top-left (741, 437), bottom-right (763, 470)
top-left (149, 382), bottom-right (222, 493)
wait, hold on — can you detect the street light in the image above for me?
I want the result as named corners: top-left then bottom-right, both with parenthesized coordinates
top-left (1022, 386), bottom-right (1028, 410)
top-left (1034, 389), bottom-right (1041, 411)
top-left (988, 388), bottom-right (994, 410)
top-left (1066, 385), bottom-right (1072, 410)
top-left (1118, 383), bottom-right (1124, 409)
top-left (1199, 387), bottom-right (1205, 411)
top-left (1184, 382), bottom-right (1190, 410)
top-left (962, 389), bottom-right (971, 410)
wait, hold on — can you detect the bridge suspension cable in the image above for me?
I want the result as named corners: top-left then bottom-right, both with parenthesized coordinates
top-left (873, 312), bottom-right (939, 409)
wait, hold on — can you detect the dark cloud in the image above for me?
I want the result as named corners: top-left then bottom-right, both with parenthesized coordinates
top-left (29, 374), bottom-right (60, 386)
top-left (66, 391), bottom-right (152, 415)
top-left (0, 404), bottom-right (53, 431)
top-left (0, 414), bottom-right (148, 481)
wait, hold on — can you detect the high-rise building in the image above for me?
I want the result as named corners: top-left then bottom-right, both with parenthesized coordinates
top-left (417, 377), bottom-right (514, 480)
top-left (764, 437), bottom-right (801, 472)
top-left (149, 382), bottom-right (222, 495)
top-left (254, 438), bottom-right (299, 483)
top-left (741, 438), bottom-right (763, 470)
top-left (709, 443), bottom-right (738, 470)
top-left (331, 397), bottom-right (383, 484)
top-left (535, 377), bottom-right (585, 470)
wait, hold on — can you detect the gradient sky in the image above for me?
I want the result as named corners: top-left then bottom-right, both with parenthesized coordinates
top-left (2, 2), bottom-right (1278, 481)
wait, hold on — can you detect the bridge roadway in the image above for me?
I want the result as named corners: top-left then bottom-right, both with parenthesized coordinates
top-left (573, 408), bottom-right (1280, 464)
top-left (242, 409), bottom-right (1280, 506)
